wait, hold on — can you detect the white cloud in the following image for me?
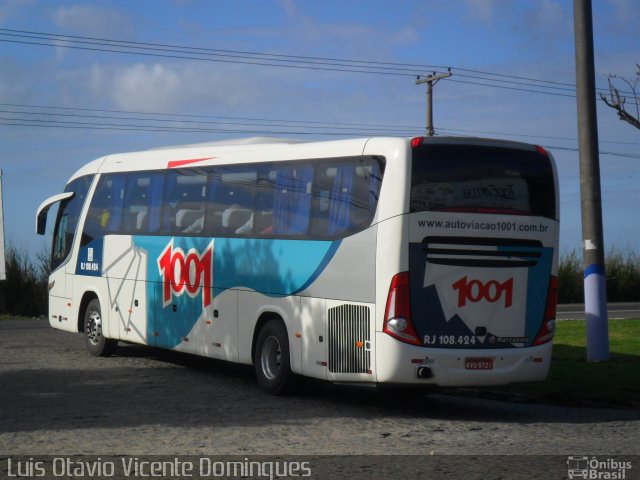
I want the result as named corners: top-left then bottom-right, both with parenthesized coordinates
top-left (52, 4), bottom-right (131, 36)
top-left (93, 63), bottom-right (182, 111)
top-left (0, 57), bottom-right (33, 103)
top-left (279, 0), bottom-right (298, 18)
top-left (464, 0), bottom-right (501, 23)
top-left (276, 0), bottom-right (419, 57)
top-left (0, 0), bottom-right (35, 24)
top-left (89, 62), bottom-right (272, 113)
top-left (609, 0), bottom-right (640, 26)
top-left (531, 0), bottom-right (567, 28)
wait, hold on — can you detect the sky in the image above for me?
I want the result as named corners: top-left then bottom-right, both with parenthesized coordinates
top-left (0, 0), bottom-right (638, 259)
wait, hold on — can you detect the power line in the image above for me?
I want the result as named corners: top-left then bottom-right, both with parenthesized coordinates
top-left (2, 117), bottom-right (638, 160)
top-left (0, 36), bottom-right (613, 99)
top-left (437, 127), bottom-right (640, 147)
top-left (0, 109), bottom-right (411, 133)
top-left (0, 28), bottom-right (609, 90)
top-left (0, 28), bottom-right (634, 100)
top-left (448, 78), bottom-right (575, 98)
top-left (3, 102), bottom-right (639, 151)
top-left (0, 34), bottom-right (421, 78)
top-left (436, 129), bottom-right (639, 159)
top-left (0, 30), bottom-right (578, 94)
top-left (0, 117), bottom-right (412, 136)
top-left (0, 102), bottom-right (412, 129)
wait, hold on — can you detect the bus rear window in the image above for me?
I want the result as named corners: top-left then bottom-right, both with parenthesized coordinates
top-left (410, 144), bottom-right (556, 219)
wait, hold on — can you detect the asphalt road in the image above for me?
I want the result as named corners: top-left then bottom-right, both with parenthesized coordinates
top-left (557, 302), bottom-right (640, 320)
top-left (0, 319), bottom-right (638, 479)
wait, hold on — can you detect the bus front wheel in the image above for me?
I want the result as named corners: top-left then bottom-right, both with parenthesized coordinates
top-left (83, 299), bottom-right (117, 357)
top-left (254, 319), bottom-right (297, 395)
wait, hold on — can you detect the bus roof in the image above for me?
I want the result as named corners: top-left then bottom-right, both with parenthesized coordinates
top-left (66, 135), bottom-right (548, 184)
top-left (67, 136), bottom-right (377, 182)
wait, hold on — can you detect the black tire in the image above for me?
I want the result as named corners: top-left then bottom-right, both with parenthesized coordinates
top-left (254, 319), bottom-right (297, 395)
top-left (83, 299), bottom-right (117, 357)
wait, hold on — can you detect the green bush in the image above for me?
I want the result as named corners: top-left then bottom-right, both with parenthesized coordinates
top-left (0, 245), bottom-right (50, 316)
top-left (558, 250), bottom-right (584, 303)
top-left (606, 249), bottom-right (640, 302)
top-left (558, 248), bottom-right (640, 303)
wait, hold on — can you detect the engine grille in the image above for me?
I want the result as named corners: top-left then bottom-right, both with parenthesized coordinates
top-left (328, 304), bottom-right (371, 374)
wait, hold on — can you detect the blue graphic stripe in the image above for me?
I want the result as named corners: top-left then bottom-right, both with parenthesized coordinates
top-left (498, 245), bottom-right (552, 345)
top-left (291, 239), bottom-right (342, 295)
top-left (132, 235), bottom-right (339, 349)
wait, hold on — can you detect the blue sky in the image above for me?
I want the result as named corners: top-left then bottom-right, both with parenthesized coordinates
top-left (0, 0), bottom-right (638, 257)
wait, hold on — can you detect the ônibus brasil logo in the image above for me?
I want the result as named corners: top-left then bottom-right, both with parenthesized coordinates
top-left (157, 239), bottom-right (213, 309)
top-left (452, 276), bottom-right (514, 308)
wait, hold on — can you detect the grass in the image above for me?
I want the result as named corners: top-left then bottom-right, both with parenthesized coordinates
top-left (491, 319), bottom-right (640, 408)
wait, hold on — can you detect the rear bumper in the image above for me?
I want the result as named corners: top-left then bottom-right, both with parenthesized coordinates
top-left (375, 332), bottom-right (552, 386)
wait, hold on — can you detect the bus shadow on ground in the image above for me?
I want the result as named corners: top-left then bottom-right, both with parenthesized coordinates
top-left (1, 342), bottom-right (639, 434)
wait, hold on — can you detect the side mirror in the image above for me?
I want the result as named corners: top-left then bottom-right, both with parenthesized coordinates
top-left (36, 192), bottom-right (74, 235)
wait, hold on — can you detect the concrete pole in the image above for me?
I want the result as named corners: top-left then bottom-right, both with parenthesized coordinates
top-left (426, 80), bottom-right (434, 136)
top-left (416, 71), bottom-right (452, 136)
top-left (573, 0), bottom-right (609, 361)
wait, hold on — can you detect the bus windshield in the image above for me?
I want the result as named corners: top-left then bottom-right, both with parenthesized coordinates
top-left (410, 144), bottom-right (556, 219)
top-left (51, 175), bottom-right (93, 271)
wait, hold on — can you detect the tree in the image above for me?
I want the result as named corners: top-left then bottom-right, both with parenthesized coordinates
top-left (600, 64), bottom-right (640, 130)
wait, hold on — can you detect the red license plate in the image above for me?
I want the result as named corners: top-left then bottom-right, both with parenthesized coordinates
top-left (465, 357), bottom-right (494, 370)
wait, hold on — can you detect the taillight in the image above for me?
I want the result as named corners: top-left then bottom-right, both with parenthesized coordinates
top-left (533, 275), bottom-right (557, 346)
top-left (383, 272), bottom-right (421, 346)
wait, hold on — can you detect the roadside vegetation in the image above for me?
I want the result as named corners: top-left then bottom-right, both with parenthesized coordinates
top-left (0, 245), bottom-right (50, 317)
top-left (492, 319), bottom-right (640, 408)
top-left (0, 246), bottom-right (638, 317)
top-left (558, 248), bottom-right (640, 303)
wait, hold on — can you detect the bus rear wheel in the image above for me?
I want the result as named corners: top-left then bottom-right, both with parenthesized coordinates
top-left (84, 299), bottom-right (117, 357)
top-left (254, 319), bottom-right (297, 395)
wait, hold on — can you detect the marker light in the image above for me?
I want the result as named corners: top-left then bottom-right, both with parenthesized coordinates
top-left (411, 137), bottom-right (425, 148)
top-left (535, 145), bottom-right (549, 157)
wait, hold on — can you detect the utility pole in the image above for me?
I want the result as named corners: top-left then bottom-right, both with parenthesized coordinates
top-left (416, 69), bottom-right (452, 136)
top-left (0, 169), bottom-right (5, 281)
top-left (573, 0), bottom-right (609, 361)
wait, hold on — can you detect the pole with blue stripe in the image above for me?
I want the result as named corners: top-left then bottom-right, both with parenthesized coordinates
top-left (573, 0), bottom-right (609, 362)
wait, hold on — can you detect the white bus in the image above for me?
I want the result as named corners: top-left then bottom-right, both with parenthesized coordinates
top-left (36, 136), bottom-right (559, 394)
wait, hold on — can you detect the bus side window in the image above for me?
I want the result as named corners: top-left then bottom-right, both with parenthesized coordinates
top-left (310, 164), bottom-right (355, 238)
top-left (271, 165), bottom-right (313, 237)
top-left (309, 157), bottom-right (382, 239)
top-left (123, 174), bottom-right (147, 232)
top-left (309, 167), bottom-right (334, 237)
top-left (82, 174), bottom-right (125, 244)
top-left (253, 167), bottom-right (277, 235)
top-left (120, 172), bottom-right (165, 234)
top-left (350, 165), bottom-right (377, 231)
top-left (208, 167), bottom-right (257, 236)
top-left (162, 170), bottom-right (207, 235)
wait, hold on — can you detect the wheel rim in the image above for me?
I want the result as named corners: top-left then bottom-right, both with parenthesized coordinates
top-left (86, 310), bottom-right (102, 346)
top-left (260, 335), bottom-right (282, 380)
